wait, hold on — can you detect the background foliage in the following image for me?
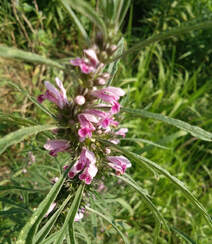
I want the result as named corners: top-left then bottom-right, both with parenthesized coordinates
top-left (0, 0), bottom-right (211, 243)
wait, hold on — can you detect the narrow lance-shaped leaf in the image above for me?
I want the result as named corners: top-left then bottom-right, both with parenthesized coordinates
top-left (121, 107), bottom-right (212, 141)
top-left (170, 226), bottom-right (197, 244)
top-left (86, 206), bottom-right (130, 244)
top-left (17, 162), bottom-right (72, 244)
top-left (107, 38), bottom-right (125, 86)
top-left (98, 139), bottom-right (212, 226)
top-left (110, 20), bottom-right (212, 62)
top-left (61, 0), bottom-right (89, 43)
top-left (7, 80), bottom-right (57, 119)
top-left (54, 184), bottom-right (85, 244)
top-left (0, 45), bottom-right (64, 69)
top-left (115, 174), bottom-right (169, 232)
top-left (63, 0), bottom-right (107, 40)
top-left (0, 124), bottom-right (59, 155)
top-left (35, 194), bottom-right (72, 244)
top-left (121, 138), bottom-right (170, 150)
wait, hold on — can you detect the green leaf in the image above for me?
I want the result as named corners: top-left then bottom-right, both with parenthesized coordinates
top-left (111, 20), bottom-right (212, 62)
top-left (86, 206), bottom-right (129, 244)
top-left (121, 107), bottom-right (212, 141)
top-left (17, 161), bottom-right (72, 244)
top-left (63, 0), bottom-right (107, 40)
top-left (0, 124), bottom-right (59, 155)
top-left (121, 138), bottom-right (170, 150)
top-left (0, 45), bottom-right (64, 69)
top-left (6, 80), bottom-right (56, 119)
top-left (35, 194), bottom-right (72, 244)
top-left (54, 184), bottom-right (85, 244)
top-left (171, 226), bottom-right (197, 244)
top-left (98, 139), bottom-right (212, 226)
top-left (116, 174), bottom-right (168, 233)
top-left (107, 38), bottom-right (125, 86)
top-left (61, 0), bottom-right (89, 43)
top-left (0, 185), bottom-right (44, 192)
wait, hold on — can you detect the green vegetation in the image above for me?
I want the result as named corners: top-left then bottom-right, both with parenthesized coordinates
top-left (0, 0), bottom-right (211, 243)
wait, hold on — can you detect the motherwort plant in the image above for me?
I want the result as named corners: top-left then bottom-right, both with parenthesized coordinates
top-left (0, 1), bottom-right (211, 243)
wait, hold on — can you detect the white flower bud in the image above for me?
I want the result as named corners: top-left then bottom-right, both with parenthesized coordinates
top-left (74, 95), bottom-right (85, 105)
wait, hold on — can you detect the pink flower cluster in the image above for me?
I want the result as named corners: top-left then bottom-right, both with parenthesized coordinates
top-left (38, 47), bottom-right (131, 187)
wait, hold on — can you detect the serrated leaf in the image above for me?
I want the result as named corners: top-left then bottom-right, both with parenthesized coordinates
top-left (0, 124), bottom-right (59, 155)
top-left (0, 45), bottom-right (64, 69)
top-left (121, 107), bottom-right (212, 141)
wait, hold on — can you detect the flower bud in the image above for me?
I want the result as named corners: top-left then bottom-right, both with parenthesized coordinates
top-left (95, 77), bottom-right (106, 86)
top-left (101, 72), bottom-right (110, 80)
top-left (75, 95), bottom-right (85, 105)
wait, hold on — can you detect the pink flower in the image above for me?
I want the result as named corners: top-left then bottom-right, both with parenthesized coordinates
top-left (115, 128), bottom-right (128, 137)
top-left (84, 49), bottom-right (99, 67)
top-left (44, 139), bottom-right (70, 157)
top-left (107, 156), bottom-right (131, 175)
top-left (77, 113), bottom-right (100, 140)
top-left (91, 87), bottom-right (125, 114)
top-left (68, 147), bottom-right (97, 184)
top-left (79, 163), bottom-right (98, 184)
top-left (37, 78), bottom-right (68, 109)
top-left (70, 48), bottom-right (99, 74)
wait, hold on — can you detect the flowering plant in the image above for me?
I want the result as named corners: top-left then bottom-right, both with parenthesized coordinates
top-left (0, 0), bottom-right (211, 243)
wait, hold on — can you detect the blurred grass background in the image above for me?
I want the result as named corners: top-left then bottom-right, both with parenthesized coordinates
top-left (0, 0), bottom-right (212, 243)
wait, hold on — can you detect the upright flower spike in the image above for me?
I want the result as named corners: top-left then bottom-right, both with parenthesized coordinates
top-left (38, 78), bottom-right (68, 109)
top-left (107, 156), bottom-right (132, 175)
top-left (44, 139), bottom-right (70, 157)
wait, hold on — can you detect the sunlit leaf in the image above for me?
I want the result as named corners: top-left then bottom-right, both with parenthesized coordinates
top-left (121, 107), bottom-right (212, 141)
top-left (0, 124), bottom-right (59, 155)
top-left (0, 45), bottom-right (64, 69)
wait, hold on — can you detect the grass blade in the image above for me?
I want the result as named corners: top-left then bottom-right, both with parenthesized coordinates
top-left (98, 139), bottom-right (212, 226)
top-left (54, 184), bottom-right (85, 244)
top-left (171, 226), bottom-right (197, 244)
top-left (0, 45), bottom-right (64, 69)
top-left (17, 162), bottom-right (72, 244)
top-left (86, 206), bottom-right (129, 244)
top-left (0, 124), bottom-right (59, 155)
top-left (121, 107), bottom-right (212, 141)
top-left (111, 20), bottom-right (212, 62)
top-left (61, 0), bottom-right (89, 43)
